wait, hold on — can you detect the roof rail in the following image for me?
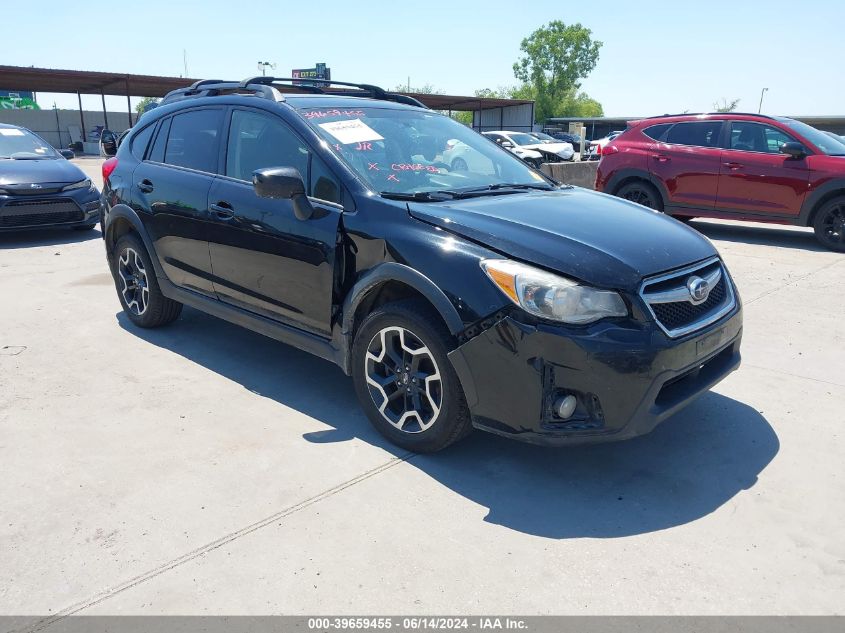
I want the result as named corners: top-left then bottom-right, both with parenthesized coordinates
top-left (239, 77), bottom-right (429, 109)
top-left (647, 111), bottom-right (776, 120)
top-left (161, 80), bottom-right (279, 105)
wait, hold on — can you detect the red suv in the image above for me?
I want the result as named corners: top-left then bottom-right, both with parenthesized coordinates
top-left (595, 113), bottom-right (845, 251)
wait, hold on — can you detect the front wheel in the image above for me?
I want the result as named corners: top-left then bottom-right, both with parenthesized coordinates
top-left (351, 299), bottom-right (472, 453)
top-left (813, 196), bottom-right (845, 252)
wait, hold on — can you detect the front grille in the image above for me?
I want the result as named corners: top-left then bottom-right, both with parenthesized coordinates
top-left (0, 199), bottom-right (83, 228)
top-left (640, 257), bottom-right (735, 337)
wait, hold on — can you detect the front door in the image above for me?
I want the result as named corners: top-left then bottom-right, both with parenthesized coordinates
top-left (132, 108), bottom-right (225, 296)
top-left (207, 108), bottom-right (343, 337)
top-left (649, 119), bottom-right (725, 211)
top-left (716, 120), bottom-right (810, 217)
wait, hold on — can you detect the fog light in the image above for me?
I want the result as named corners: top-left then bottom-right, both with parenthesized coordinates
top-left (554, 394), bottom-right (577, 419)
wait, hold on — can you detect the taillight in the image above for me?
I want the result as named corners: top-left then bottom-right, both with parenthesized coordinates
top-left (603, 144), bottom-right (620, 155)
top-left (102, 157), bottom-right (119, 183)
top-left (595, 144), bottom-right (603, 156)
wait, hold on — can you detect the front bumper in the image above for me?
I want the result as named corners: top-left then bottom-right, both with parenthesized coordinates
top-left (0, 189), bottom-right (100, 231)
top-left (448, 305), bottom-right (742, 445)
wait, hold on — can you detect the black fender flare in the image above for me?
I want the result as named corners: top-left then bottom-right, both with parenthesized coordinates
top-left (603, 168), bottom-right (669, 208)
top-left (103, 204), bottom-right (166, 279)
top-left (335, 262), bottom-right (465, 374)
top-left (798, 179), bottom-right (845, 226)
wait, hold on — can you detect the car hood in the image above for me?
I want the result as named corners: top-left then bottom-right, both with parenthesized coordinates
top-left (408, 187), bottom-right (717, 290)
top-left (0, 158), bottom-right (86, 186)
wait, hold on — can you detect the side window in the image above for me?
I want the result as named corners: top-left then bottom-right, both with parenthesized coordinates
top-left (309, 154), bottom-right (341, 203)
top-left (730, 121), bottom-right (795, 154)
top-left (164, 109), bottom-right (224, 173)
top-left (225, 109), bottom-right (340, 204)
top-left (130, 124), bottom-right (155, 160)
top-left (642, 123), bottom-right (671, 141)
top-left (665, 121), bottom-right (723, 148)
top-left (148, 118), bottom-right (171, 163)
top-left (226, 110), bottom-right (309, 183)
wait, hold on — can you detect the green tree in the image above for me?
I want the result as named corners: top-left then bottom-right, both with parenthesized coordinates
top-left (713, 98), bottom-right (740, 112)
top-left (394, 83), bottom-right (442, 95)
top-left (135, 96), bottom-right (160, 114)
top-left (513, 21), bottom-right (603, 122)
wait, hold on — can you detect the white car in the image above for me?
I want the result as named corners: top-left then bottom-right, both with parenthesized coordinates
top-left (441, 139), bottom-right (495, 173)
top-left (483, 130), bottom-right (574, 163)
top-left (586, 131), bottom-right (624, 160)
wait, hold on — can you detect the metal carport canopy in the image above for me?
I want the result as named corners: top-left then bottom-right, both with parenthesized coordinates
top-left (0, 65), bottom-right (532, 110)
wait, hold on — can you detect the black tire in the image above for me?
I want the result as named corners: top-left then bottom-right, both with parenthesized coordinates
top-left (451, 157), bottom-right (468, 171)
top-left (616, 180), bottom-right (664, 212)
top-left (73, 223), bottom-right (97, 231)
top-left (351, 299), bottom-right (472, 453)
top-left (812, 196), bottom-right (845, 252)
top-left (111, 233), bottom-right (182, 328)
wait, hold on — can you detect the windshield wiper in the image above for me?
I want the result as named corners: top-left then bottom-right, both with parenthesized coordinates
top-left (446, 182), bottom-right (556, 198)
top-left (380, 190), bottom-right (460, 202)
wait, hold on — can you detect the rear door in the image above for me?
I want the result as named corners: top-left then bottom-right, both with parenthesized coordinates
top-left (132, 107), bottom-right (224, 296)
top-left (206, 107), bottom-right (343, 336)
top-left (649, 120), bottom-right (725, 210)
top-left (715, 120), bottom-right (810, 217)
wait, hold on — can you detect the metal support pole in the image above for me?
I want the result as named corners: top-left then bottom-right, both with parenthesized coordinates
top-left (126, 80), bottom-right (132, 127)
top-left (101, 90), bottom-right (109, 129)
top-left (77, 92), bottom-right (85, 147)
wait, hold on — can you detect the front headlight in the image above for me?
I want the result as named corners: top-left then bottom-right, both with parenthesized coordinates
top-left (62, 178), bottom-right (91, 191)
top-left (481, 259), bottom-right (628, 324)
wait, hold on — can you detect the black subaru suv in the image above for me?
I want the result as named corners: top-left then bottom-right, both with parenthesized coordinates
top-left (100, 77), bottom-right (743, 452)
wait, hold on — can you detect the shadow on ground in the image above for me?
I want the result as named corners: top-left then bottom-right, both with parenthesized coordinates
top-left (692, 220), bottom-right (823, 252)
top-left (119, 307), bottom-right (778, 540)
top-left (0, 226), bottom-right (100, 249)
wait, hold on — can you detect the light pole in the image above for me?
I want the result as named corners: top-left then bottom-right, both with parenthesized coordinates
top-left (758, 87), bottom-right (769, 114)
top-left (257, 61), bottom-right (276, 76)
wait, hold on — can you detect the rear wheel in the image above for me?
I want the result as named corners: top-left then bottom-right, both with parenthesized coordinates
top-left (616, 180), bottom-right (664, 212)
top-left (813, 196), bottom-right (845, 252)
top-left (351, 299), bottom-right (472, 453)
top-left (112, 233), bottom-right (182, 328)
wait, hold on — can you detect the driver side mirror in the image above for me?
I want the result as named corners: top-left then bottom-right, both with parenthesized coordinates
top-left (253, 167), bottom-right (314, 221)
top-left (500, 141), bottom-right (514, 149)
top-left (58, 149), bottom-right (75, 159)
top-left (780, 142), bottom-right (806, 159)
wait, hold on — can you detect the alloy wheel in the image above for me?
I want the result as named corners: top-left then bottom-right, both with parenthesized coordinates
top-left (117, 247), bottom-right (149, 316)
top-left (364, 326), bottom-right (442, 433)
top-left (621, 186), bottom-right (656, 209)
top-left (820, 204), bottom-right (845, 247)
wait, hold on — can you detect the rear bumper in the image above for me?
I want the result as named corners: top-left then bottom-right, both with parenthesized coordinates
top-left (0, 189), bottom-right (100, 231)
top-left (448, 305), bottom-right (742, 446)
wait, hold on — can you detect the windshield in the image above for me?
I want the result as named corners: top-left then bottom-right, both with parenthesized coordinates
top-left (0, 127), bottom-right (58, 159)
top-left (301, 107), bottom-right (552, 196)
top-left (780, 119), bottom-right (845, 156)
top-left (507, 133), bottom-right (540, 146)
top-left (531, 133), bottom-right (556, 143)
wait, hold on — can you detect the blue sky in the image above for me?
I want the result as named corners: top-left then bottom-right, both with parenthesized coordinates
top-left (5, 0), bottom-right (843, 117)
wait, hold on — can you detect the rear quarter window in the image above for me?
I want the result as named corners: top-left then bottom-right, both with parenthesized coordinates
top-left (130, 124), bottom-right (155, 160)
top-left (642, 123), bottom-right (671, 141)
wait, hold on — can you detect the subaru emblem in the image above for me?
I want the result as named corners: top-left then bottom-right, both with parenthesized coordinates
top-left (29, 183), bottom-right (42, 189)
top-left (686, 275), bottom-right (710, 304)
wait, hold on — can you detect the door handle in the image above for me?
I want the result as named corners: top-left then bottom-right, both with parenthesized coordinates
top-left (723, 161), bottom-right (743, 170)
top-left (210, 202), bottom-right (235, 219)
top-left (137, 179), bottom-right (154, 193)
top-left (652, 154), bottom-right (670, 162)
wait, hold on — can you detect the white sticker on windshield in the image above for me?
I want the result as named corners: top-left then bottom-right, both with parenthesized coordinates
top-left (0, 128), bottom-right (25, 136)
top-left (318, 119), bottom-right (383, 145)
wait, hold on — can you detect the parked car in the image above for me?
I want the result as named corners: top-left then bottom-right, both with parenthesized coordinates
top-left (101, 77), bottom-right (742, 453)
top-left (441, 138), bottom-right (495, 173)
top-left (0, 123), bottom-right (100, 231)
top-left (483, 130), bottom-right (574, 163)
top-left (529, 132), bottom-right (580, 159)
top-left (586, 131), bottom-right (623, 160)
top-left (480, 131), bottom-right (543, 166)
top-left (596, 113), bottom-right (845, 251)
top-left (547, 131), bottom-right (583, 153)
